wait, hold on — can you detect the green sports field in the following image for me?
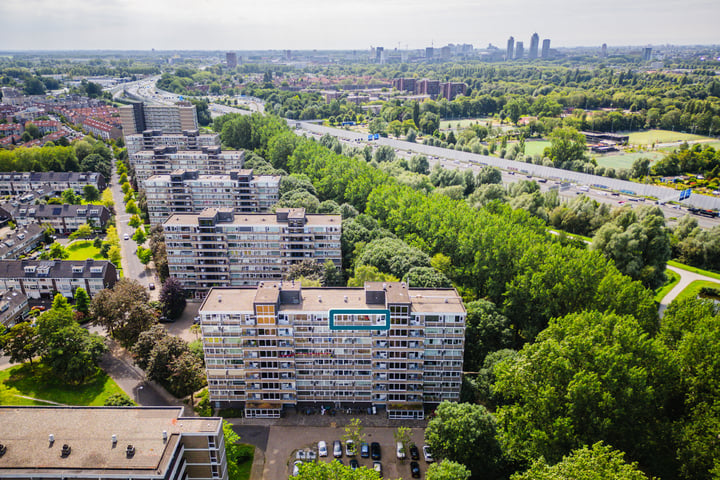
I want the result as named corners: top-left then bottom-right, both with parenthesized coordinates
top-left (594, 151), bottom-right (666, 170)
top-left (628, 130), bottom-right (714, 146)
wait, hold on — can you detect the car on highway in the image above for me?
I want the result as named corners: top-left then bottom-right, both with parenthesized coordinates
top-left (371, 442), bottom-right (381, 460)
top-left (333, 440), bottom-right (342, 458)
top-left (410, 461), bottom-right (421, 478)
top-left (318, 441), bottom-right (327, 457)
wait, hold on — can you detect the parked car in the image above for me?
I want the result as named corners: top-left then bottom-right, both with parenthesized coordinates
top-left (371, 442), bottom-right (381, 460)
top-left (350, 459), bottom-right (359, 470)
top-left (318, 441), bottom-right (327, 457)
top-left (360, 442), bottom-right (369, 458)
top-left (373, 461), bottom-right (383, 477)
top-left (423, 445), bottom-right (434, 462)
top-left (410, 461), bottom-right (421, 478)
top-left (345, 439), bottom-right (356, 456)
top-left (396, 442), bottom-right (406, 459)
top-left (148, 282), bottom-right (155, 290)
top-left (295, 450), bottom-right (306, 461)
top-left (123, 233), bottom-right (130, 240)
top-left (333, 440), bottom-right (342, 458)
top-left (409, 445), bottom-right (419, 460)
top-left (292, 460), bottom-right (302, 476)
top-left (306, 449), bottom-right (317, 461)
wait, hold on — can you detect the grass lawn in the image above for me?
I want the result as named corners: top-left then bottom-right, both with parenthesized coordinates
top-left (654, 269), bottom-right (681, 302)
top-left (668, 260), bottom-right (720, 281)
top-left (66, 240), bottom-right (104, 261)
top-left (237, 444), bottom-right (255, 480)
top-left (594, 151), bottom-right (665, 170)
top-left (523, 140), bottom-right (551, 156)
top-left (440, 118), bottom-right (496, 129)
top-left (628, 130), bottom-right (714, 146)
top-left (0, 362), bottom-right (127, 406)
top-left (673, 280), bottom-right (720, 304)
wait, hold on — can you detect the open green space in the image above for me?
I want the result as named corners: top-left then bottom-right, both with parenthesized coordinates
top-left (667, 260), bottom-right (720, 281)
top-left (654, 269), bottom-right (681, 303)
top-left (594, 151), bottom-right (666, 170)
top-left (523, 140), bottom-right (551, 156)
top-left (440, 118), bottom-right (496, 129)
top-left (673, 280), bottom-right (720, 304)
top-left (628, 130), bottom-right (714, 146)
top-left (0, 362), bottom-right (127, 406)
top-left (237, 445), bottom-right (255, 480)
top-left (66, 240), bottom-right (104, 261)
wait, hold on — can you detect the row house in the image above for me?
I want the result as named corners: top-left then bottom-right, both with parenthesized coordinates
top-left (0, 203), bottom-right (110, 235)
top-left (0, 224), bottom-right (45, 260)
top-left (0, 171), bottom-right (106, 196)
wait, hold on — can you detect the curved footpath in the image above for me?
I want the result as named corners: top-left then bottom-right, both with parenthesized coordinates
top-left (658, 265), bottom-right (720, 317)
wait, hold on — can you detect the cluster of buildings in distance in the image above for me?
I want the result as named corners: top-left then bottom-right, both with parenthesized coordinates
top-left (506, 32), bottom-right (551, 60)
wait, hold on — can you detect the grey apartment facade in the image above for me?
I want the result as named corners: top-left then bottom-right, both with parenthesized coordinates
top-left (144, 169), bottom-right (280, 225)
top-left (0, 172), bottom-right (106, 196)
top-left (163, 208), bottom-right (341, 298)
top-left (130, 146), bottom-right (245, 185)
top-left (199, 281), bottom-right (465, 419)
top-left (0, 406), bottom-right (227, 480)
top-left (125, 129), bottom-right (221, 155)
top-left (119, 102), bottom-right (198, 136)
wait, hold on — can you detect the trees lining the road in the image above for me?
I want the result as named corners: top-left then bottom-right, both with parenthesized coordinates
top-left (89, 278), bottom-right (157, 347)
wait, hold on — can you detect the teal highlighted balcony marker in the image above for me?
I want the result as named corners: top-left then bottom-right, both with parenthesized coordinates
top-left (328, 309), bottom-right (391, 330)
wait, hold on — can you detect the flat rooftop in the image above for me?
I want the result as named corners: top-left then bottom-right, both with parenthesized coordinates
top-left (0, 407), bottom-right (221, 475)
top-left (201, 284), bottom-right (465, 314)
top-left (164, 212), bottom-right (341, 227)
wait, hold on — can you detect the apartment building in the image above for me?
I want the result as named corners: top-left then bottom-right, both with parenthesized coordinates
top-left (119, 102), bottom-right (198, 136)
top-left (0, 406), bottom-right (227, 480)
top-left (0, 259), bottom-right (117, 300)
top-left (0, 224), bottom-right (44, 260)
top-left (0, 203), bottom-right (110, 235)
top-left (130, 146), bottom-right (245, 185)
top-left (0, 172), bottom-right (106, 196)
top-left (125, 129), bottom-right (221, 155)
top-left (144, 169), bottom-right (280, 225)
top-left (199, 281), bottom-right (465, 419)
top-left (163, 208), bottom-right (341, 298)
top-left (0, 289), bottom-right (29, 328)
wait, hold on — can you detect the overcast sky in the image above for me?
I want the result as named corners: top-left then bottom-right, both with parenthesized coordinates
top-left (1, 0), bottom-right (718, 51)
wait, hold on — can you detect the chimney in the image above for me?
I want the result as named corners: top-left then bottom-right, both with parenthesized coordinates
top-left (111, 434), bottom-right (117, 446)
top-left (49, 434), bottom-right (55, 446)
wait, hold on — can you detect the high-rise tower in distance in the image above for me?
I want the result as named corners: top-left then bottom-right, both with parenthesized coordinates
top-left (541, 38), bottom-right (551, 59)
top-left (529, 33), bottom-right (540, 59)
top-left (506, 36), bottom-right (514, 61)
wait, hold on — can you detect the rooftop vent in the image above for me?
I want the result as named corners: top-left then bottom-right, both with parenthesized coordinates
top-left (0, 444), bottom-right (6, 457)
top-left (162, 431), bottom-right (168, 442)
top-left (218, 295), bottom-right (222, 303)
top-left (48, 434), bottom-right (55, 445)
top-left (111, 434), bottom-right (117, 445)
top-left (318, 295), bottom-right (322, 303)
top-left (60, 444), bottom-right (71, 458)
top-left (344, 296), bottom-right (348, 303)
top-left (126, 445), bottom-right (135, 458)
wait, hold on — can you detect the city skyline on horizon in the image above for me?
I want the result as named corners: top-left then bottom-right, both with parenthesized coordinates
top-left (1, 0), bottom-right (718, 52)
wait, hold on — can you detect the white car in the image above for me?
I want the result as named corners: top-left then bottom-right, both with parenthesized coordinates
top-left (346, 440), bottom-right (356, 457)
top-left (396, 442), bottom-right (406, 459)
top-left (423, 445), bottom-right (434, 462)
top-left (306, 449), bottom-right (317, 461)
top-left (295, 450), bottom-right (306, 461)
top-left (123, 233), bottom-right (130, 240)
top-left (318, 441), bottom-right (328, 457)
top-left (292, 460), bottom-right (302, 476)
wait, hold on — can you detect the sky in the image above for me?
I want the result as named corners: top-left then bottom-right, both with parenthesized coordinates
top-left (0, 0), bottom-right (718, 51)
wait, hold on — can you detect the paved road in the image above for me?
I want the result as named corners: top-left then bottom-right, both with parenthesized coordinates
top-left (110, 162), bottom-right (158, 298)
top-left (658, 265), bottom-right (720, 317)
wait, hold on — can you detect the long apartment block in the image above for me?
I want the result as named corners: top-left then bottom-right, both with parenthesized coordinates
top-left (199, 281), bottom-right (466, 419)
top-left (119, 102), bottom-right (198, 136)
top-left (130, 146), bottom-right (245, 184)
top-left (0, 203), bottom-right (111, 235)
top-left (0, 406), bottom-right (227, 480)
top-left (163, 208), bottom-right (341, 298)
top-left (125, 129), bottom-right (221, 155)
top-left (0, 259), bottom-right (117, 300)
top-left (0, 171), bottom-right (106, 196)
top-left (144, 169), bottom-right (280, 225)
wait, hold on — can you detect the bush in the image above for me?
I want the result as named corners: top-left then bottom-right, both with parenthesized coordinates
top-left (699, 287), bottom-right (720, 299)
top-left (104, 393), bottom-right (135, 406)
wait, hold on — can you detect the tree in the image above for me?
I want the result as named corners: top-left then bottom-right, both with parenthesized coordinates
top-left (388, 120), bottom-right (403, 138)
top-left (293, 460), bottom-right (381, 479)
top-left (425, 402), bottom-right (505, 479)
top-left (393, 426), bottom-right (413, 454)
top-left (159, 277), bottom-right (186, 320)
top-left (374, 145), bottom-right (396, 163)
top-left (169, 351), bottom-right (206, 403)
top-left (36, 294), bottom-right (107, 384)
top-left (476, 166), bottom-right (502, 185)
top-left (128, 214), bottom-right (143, 228)
top-left (223, 421), bottom-right (246, 480)
top-left (356, 237), bottom-right (431, 280)
top-left (343, 418), bottom-right (366, 452)
top-left (25, 123), bottom-right (41, 139)
top-left (409, 155), bottom-right (430, 175)
top-left (463, 299), bottom-right (513, 372)
top-left (322, 260), bottom-right (345, 287)
top-left (347, 265), bottom-right (398, 287)
top-left (426, 460), bottom-right (472, 480)
top-left (90, 279), bottom-right (155, 347)
top-left (402, 267), bottom-right (452, 288)
top-left (545, 127), bottom-right (587, 167)
top-left (74, 287), bottom-right (90, 316)
top-left (69, 223), bottom-right (94, 240)
top-left (0, 322), bottom-right (40, 367)
top-left (83, 184), bottom-right (100, 202)
top-left (132, 227), bottom-right (146, 245)
top-left (137, 246), bottom-right (153, 265)
top-left (511, 442), bottom-right (649, 480)
top-left (126, 199), bottom-right (139, 215)
top-left (40, 242), bottom-right (68, 260)
top-left (494, 310), bottom-right (680, 477)
top-left (286, 259), bottom-right (323, 282)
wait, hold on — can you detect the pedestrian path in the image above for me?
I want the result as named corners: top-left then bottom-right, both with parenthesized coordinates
top-left (658, 265), bottom-right (720, 317)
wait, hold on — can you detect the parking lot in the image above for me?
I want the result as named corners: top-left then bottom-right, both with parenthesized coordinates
top-left (262, 425), bottom-right (427, 480)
